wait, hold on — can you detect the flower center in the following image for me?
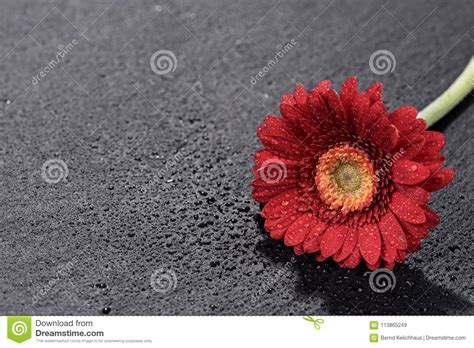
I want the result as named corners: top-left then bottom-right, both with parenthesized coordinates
top-left (315, 144), bottom-right (376, 214)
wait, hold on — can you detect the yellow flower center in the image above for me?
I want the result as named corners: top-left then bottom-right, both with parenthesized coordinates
top-left (315, 144), bottom-right (376, 214)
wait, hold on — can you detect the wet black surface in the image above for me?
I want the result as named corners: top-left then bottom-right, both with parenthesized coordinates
top-left (0, 0), bottom-right (473, 315)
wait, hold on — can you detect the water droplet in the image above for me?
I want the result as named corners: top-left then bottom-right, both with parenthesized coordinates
top-left (102, 307), bottom-right (111, 314)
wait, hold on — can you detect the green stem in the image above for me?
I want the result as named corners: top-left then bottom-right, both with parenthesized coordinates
top-left (418, 57), bottom-right (474, 127)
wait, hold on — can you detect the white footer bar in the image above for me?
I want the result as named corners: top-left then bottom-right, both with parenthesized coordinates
top-left (1, 316), bottom-right (472, 347)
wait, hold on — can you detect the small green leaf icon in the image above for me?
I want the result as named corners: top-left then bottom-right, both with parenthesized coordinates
top-left (302, 316), bottom-right (324, 330)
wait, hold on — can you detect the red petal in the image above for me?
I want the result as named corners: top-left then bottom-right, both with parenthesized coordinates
top-left (340, 76), bottom-right (358, 115)
top-left (423, 131), bottom-right (445, 152)
top-left (338, 247), bottom-right (361, 269)
top-left (389, 191), bottom-right (426, 224)
top-left (400, 220), bottom-right (428, 240)
top-left (406, 234), bottom-right (421, 253)
top-left (383, 261), bottom-right (395, 270)
top-left (315, 251), bottom-right (328, 262)
top-left (333, 227), bottom-right (357, 262)
top-left (284, 213), bottom-right (317, 246)
top-left (298, 109), bottom-right (323, 137)
top-left (350, 93), bottom-right (370, 133)
top-left (252, 150), bottom-right (300, 201)
top-left (366, 82), bottom-right (383, 104)
top-left (392, 160), bottom-right (430, 185)
top-left (315, 80), bottom-right (332, 96)
top-left (257, 115), bottom-right (304, 159)
top-left (253, 159), bottom-right (298, 184)
top-left (293, 244), bottom-right (305, 255)
top-left (358, 223), bottom-right (381, 265)
top-left (357, 101), bottom-right (387, 137)
top-left (252, 185), bottom-right (296, 204)
top-left (381, 238), bottom-right (397, 263)
top-left (293, 83), bottom-right (307, 106)
top-left (264, 214), bottom-right (298, 233)
top-left (396, 250), bottom-right (407, 262)
top-left (261, 189), bottom-right (299, 219)
top-left (307, 88), bottom-right (330, 124)
top-left (422, 206), bottom-right (440, 228)
top-left (280, 103), bottom-right (301, 124)
top-left (280, 93), bottom-right (295, 106)
top-left (395, 133), bottom-right (425, 159)
top-left (421, 168), bottom-right (454, 192)
top-left (264, 215), bottom-right (296, 239)
top-left (411, 131), bottom-right (446, 165)
top-left (390, 106), bottom-right (420, 134)
top-left (320, 224), bottom-right (349, 258)
top-left (395, 185), bottom-right (431, 205)
top-left (366, 116), bottom-right (399, 152)
top-left (424, 158), bottom-right (446, 171)
top-left (414, 152), bottom-right (445, 167)
top-left (378, 210), bottom-right (407, 250)
top-left (252, 176), bottom-right (297, 188)
top-left (366, 259), bottom-right (381, 271)
top-left (269, 226), bottom-right (287, 239)
top-left (253, 150), bottom-right (299, 168)
top-left (302, 220), bottom-right (328, 253)
top-left (326, 89), bottom-right (347, 125)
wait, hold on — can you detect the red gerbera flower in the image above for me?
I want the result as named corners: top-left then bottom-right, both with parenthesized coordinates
top-left (252, 77), bottom-right (454, 270)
